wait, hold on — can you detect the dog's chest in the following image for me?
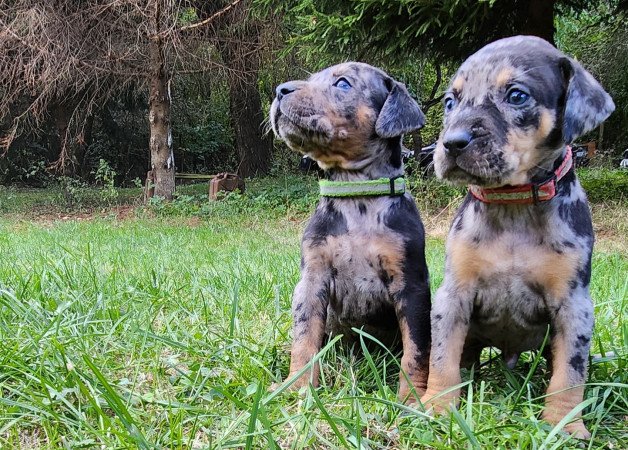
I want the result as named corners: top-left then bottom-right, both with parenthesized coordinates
top-left (302, 198), bottom-right (411, 325)
top-left (448, 230), bottom-right (583, 351)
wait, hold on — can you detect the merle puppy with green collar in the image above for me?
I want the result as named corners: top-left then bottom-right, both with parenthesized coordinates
top-left (270, 62), bottom-right (430, 401)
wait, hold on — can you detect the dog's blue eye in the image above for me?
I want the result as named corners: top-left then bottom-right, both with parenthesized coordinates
top-left (507, 88), bottom-right (530, 105)
top-left (333, 78), bottom-right (352, 91)
top-left (444, 96), bottom-right (456, 113)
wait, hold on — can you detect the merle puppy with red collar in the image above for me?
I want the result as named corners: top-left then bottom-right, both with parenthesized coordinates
top-left (270, 62), bottom-right (431, 401)
top-left (421, 36), bottom-right (614, 439)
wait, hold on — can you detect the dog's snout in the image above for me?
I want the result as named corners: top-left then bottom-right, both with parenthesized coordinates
top-left (443, 129), bottom-right (473, 157)
top-left (276, 82), bottom-right (298, 101)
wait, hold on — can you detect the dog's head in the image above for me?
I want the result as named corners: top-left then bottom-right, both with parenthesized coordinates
top-left (434, 36), bottom-right (615, 187)
top-left (270, 62), bottom-right (425, 170)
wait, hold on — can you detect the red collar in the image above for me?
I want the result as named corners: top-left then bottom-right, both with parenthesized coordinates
top-left (468, 147), bottom-right (573, 205)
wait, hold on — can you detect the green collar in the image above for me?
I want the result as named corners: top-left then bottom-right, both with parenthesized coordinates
top-left (319, 176), bottom-right (406, 197)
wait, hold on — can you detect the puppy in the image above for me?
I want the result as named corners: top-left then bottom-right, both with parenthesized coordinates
top-left (270, 62), bottom-right (431, 401)
top-left (421, 36), bottom-right (614, 439)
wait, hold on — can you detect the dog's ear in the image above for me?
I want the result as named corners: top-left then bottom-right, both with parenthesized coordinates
top-left (375, 80), bottom-right (425, 138)
top-left (560, 57), bottom-right (615, 143)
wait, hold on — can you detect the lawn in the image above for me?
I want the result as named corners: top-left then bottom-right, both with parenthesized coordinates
top-left (0, 174), bottom-right (626, 449)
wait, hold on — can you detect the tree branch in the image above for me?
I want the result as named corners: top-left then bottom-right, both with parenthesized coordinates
top-left (178, 0), bottom-right (243, 33)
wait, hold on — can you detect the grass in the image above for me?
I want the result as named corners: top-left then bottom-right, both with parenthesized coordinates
top-left (0, 173), bottom-right (626, 449)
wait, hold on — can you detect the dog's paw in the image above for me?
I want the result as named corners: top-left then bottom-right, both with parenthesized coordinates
top-left (268, 374), bottom-right (316, 394)
top-left (268, 381), bottom-right (286, 393)
top-left (419, 391), bottom-right (457, 415)
top-left (397, 383), bottom-right (425, 405)
top-left (562, 420), bottom-right (591, 440)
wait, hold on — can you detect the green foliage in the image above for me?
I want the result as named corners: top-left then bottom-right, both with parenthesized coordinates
top-left (408, 173), bottom-right (466, 211)
top-left (556, 3), bottom-right (628, 154)
top-left (264, 0), bottom-right (596, 65)
top-left (577, 168), bottom-right (628, 203)
top-left (92, 159), bottom-right (119, 205)
top-left (149, 175), bottom-right (319, 219)
top-left (173, 76), bottom-right (236, 174)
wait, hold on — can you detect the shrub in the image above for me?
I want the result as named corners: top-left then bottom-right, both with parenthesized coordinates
top-left (577, 168), bottom-right (627, 203)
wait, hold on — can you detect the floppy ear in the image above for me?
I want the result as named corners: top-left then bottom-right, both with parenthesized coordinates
top-left (375, 80), bottom-right (425, 138)
top-left (560, 57), bottom-right (615, 143)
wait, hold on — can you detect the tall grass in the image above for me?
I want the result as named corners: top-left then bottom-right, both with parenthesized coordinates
top-left (0, 177), bottom-right (625, 449)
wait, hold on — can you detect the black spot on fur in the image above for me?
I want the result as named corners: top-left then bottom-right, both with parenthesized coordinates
top-left (556, 169), bottom-right (575, 197)
top-left (379, 268), bottom-right (391, 288)
top-left (514, 109), bottom-right (540, 129)
top-left (569, 354), bottom-right (586, 377)
top-left (296, 313), bottom-right (308, 324)
top-left (358, 202), bottom-right (367, 215)
top-left (434, 314), bottom-right (442, 321)
top-left (305, 199), bottom-right (348, 246)
top-left (558, 199), bottom-right (593, 237)
top-left (568, 279), bottom-right (579, 291)
top-left (526, 281), bottom-right (546, 299)
top-left (453, 195), bottom-right (472, 232)
top-left (576, 334), bottom-right (590, 348)
top-left (550, 242), bottom-right (564, 254)
top-left (578, 250), bottom-right (592, 287)
top-left (387, 137), bottom-right (403, 168)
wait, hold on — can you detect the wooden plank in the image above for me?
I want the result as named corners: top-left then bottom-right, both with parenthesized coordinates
top-left (175, 173), bottom-right (216, 180)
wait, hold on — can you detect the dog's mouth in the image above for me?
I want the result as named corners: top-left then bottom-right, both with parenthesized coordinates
top-left (271, 102), bottom-right (334, 151)
top-left (435, 140), bottom-right (511, 187)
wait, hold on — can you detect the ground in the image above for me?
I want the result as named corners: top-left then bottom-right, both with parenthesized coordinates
top-left (0, 173), bottom-right (625, 449)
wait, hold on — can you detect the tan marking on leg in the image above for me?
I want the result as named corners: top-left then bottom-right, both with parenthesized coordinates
top-left (543, 333), bottom-right (591, 439)
top-left (420, 325), bottom-right (467, 413)
top-left (287, 315), bottom-right (326, 389)
top-left (447, 237), bottom-right (483, 287)
top-left (397, 319), bottom-right (429, 402)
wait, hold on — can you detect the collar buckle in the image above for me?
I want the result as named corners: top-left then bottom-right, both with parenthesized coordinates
top-left (389, 175), bottom-right (405, 196)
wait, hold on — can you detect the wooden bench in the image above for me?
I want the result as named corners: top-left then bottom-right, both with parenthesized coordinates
top-left (144, 171), bottom-right (244, 201)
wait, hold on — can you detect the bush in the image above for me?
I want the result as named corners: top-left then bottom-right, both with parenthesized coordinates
top-left (148, 175), bottom-right (319, 219)
top-left (577, 168), bottom-right (627, 203)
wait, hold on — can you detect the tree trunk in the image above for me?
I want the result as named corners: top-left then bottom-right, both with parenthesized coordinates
top-left (524, 0), bottom-right (556, 45)
top-left (228, 73), bottom-right (272, 178)
top-left (148, 24), bottom-right (174, 199)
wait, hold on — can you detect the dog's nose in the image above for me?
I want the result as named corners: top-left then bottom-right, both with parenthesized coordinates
top-left (442, 129), bottom-right (473, 157)
top-left (276, 82), bottom-right (298, 101)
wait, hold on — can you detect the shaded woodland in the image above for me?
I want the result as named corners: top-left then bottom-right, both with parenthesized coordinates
top-left (1, 0), bottom-right (626, 198)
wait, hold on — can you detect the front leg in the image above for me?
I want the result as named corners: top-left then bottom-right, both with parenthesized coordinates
top-left (395, 283), bottom-right (431, 402)
top-left (420, 283), bottom-right (473, 413)
top-left (543, 293), bottom-right (594, 439)
top-left (286, 274), bottom-right (329, 389)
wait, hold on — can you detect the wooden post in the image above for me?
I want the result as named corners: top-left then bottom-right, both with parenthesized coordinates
top-left (144, 170), bottom-right (155, 203)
